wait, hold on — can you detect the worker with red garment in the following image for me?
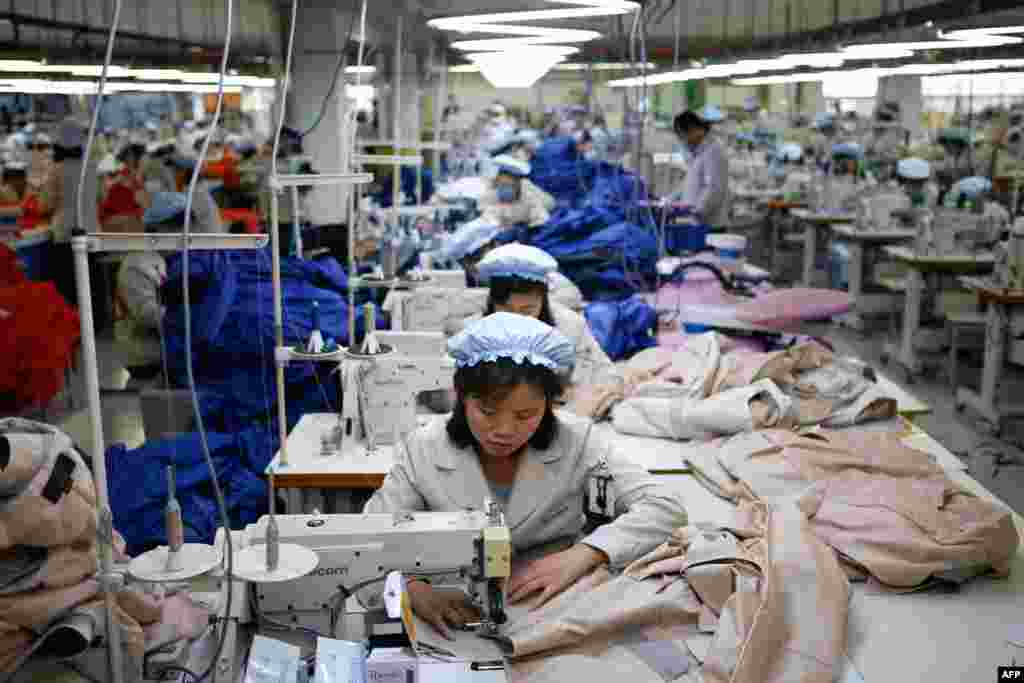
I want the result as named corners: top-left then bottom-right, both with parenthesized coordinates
top-left (99, 142), bottom-right (148, 229)
top-left (0, 162), bottom-right (48, 230)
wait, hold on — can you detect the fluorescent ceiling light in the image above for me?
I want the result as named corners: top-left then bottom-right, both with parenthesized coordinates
top-left (553, 62), bottom-right (655, 71)
top-left (0, 78), bottom-right (243, 94)
top-left (345, 66), bottom-right (376, 75)
top-left (0, 60), bottom-right (275, 87)
top-left (468, 48), bottom-right (569, 88)
top-left (428, 0), bottom-right (638, 31)
top-left (432, 1), bottom-right (638, 85)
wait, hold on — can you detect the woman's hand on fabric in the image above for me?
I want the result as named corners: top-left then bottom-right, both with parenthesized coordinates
top-left (506, 544), bottom-right (608, 611)
top-left (406, 581), bottom-right (480, 641)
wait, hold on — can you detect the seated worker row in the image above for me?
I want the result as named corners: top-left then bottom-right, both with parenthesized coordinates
top-left (364, 313), bottom-right (688, 636)
top-left (673, 110), bottom-right (730, 227)
top-left (470, 243), bottom-right (614, 387)
top-left (442, 218), bottom-right (583, 311)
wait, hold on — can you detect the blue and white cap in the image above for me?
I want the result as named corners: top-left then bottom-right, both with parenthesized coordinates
top-left (97, 154), bottom-right (121, 176)
top-left (832, 142), bottom-right (864, 161)
top-left (952, 176), bottom-right (992, 199)
top-left (813, 112), bottom-right (835, 130)
top-left (897, 158), bottom-right (931, 181)
top-left (144, 192), bottom-right (189, 226)
top-left (491, 154), bottom-right (531, 178)
top-left (448, 312), bottom-right (575, 373)
top-left (477, 243), bottom-right (557, 284)
top-left (698, 105), bottom-right (725, 123)
top-left (442, 218), bottom-right (502, 262)
top-left (778, 143), bottom-right (803, 162)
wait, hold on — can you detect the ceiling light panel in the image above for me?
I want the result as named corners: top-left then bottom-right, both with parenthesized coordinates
top-left (430, 0), bottom-right (639, 88)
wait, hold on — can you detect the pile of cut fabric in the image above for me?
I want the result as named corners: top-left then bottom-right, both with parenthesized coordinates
top-left (0, 419), bottom-right (210, 679)
top-left (504, 138), bottom-right (658, 301)
top-left (570, 332), bottom-right (896, 439)
top-left (486, 427), bottom-right (1017, 682)
top-left (0, 244), bottom-right (79, 415)
top-left (497, 496), bottom-right (850, 683)
top-left (160, 248), bottom-right (377, 431)
top-left (107, 426), bottom-right (279, 555)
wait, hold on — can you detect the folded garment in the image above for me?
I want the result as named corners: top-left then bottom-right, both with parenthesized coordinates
top-left (611, 380), bottom-right (796, 441)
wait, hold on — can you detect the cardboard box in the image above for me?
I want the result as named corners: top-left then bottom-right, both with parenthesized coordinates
top-left (367, 647), bottom-right (418, 683)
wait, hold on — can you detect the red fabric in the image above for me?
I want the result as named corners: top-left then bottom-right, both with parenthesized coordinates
top-left (17, 193), bottom-right (45, 229)
top-left (219, 208), bottom-right (260, 233)
top-left (100, 170), bottom-right (145, 224)
top-left (203, 152), bottom-right (240, 190)
top-left (0, 280), bottom-right (80, 414)
top-left (0, 245), bottom-right (25, 286)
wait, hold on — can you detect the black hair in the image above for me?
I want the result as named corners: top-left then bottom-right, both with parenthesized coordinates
top-left (3, 167), bottom-right (26, 180)
top-left (53, 145), bottom-right (83, 162)
top-left (485, 275), bottom-right (555, 326)
top-left (446, 357), bottom-right (565, 452)
top-left (118, 144), bottom-right (146, 163)
top-left (674, 111), bottom-right (709, 136)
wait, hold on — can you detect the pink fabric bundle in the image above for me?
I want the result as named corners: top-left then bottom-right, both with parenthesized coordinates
top-left (714, 429), bottom-right (1020, 589)
top-left (734, 288), bottom-right (851, 329)
top-left (0, 419), bottom-right (209, 675)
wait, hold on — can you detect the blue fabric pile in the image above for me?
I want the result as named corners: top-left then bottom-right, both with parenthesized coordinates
top-left (584, 295), bottom-right (657, 361)
top-left (496, 140), bottom-right (658, 301)
top-left (108, 427), bottom-right (278, 555)
top-left (160, 249), bottom-right (377, 431)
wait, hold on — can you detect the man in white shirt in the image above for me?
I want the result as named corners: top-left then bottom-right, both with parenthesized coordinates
top-left (674, 110), bottom-right (730, 227)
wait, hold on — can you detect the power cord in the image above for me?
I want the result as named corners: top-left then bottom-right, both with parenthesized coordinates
top-left (299, 10), bottom-right (358, 137)
top-left (180, 0), bottom-right (236, 679)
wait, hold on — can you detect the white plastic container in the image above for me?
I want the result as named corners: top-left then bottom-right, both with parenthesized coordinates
top-left (707, 233), bottom-right (748, 262)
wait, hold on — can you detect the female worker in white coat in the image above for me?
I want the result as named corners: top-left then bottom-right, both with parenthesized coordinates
top-left (363, 313), bottom-right (687, 637)
top-left (472, 243), bottom-right (614, 386)
top-left (478, 155), bottom-right (552, 229)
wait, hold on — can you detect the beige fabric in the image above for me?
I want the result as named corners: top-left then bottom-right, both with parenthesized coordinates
top-left (713, 429), bottom-right (1020, 589)
top-left (0, 419), bottom-right (165, 674)
top-left (574, 334), bottom-right (896, 436)
top-left (503, 496), bottom-right (849, 683)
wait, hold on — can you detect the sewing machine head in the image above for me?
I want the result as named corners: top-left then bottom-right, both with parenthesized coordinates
top-left (335, 331), bottom-right (455, 449)
top-left (241, 506), bottom-right (511, 635)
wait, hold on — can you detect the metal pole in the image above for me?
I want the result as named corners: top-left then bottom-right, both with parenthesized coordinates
top-left (433, 43), bottom-right (445, 183)
top-left (72, 234), bottom-right (123, 683)
top-left (392, 15), bottom-right (403, 226)
top-left (270, 190), bottom-right (289, 467)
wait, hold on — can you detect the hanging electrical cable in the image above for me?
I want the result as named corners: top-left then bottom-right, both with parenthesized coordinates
top-left (180, 0), bottom-right (236, 678)
top-left (299, 11), bottom-right (359, 137)
top-left (71, 2), bottom-right (126, 682)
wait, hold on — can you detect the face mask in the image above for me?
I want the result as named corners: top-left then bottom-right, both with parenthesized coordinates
top-left (909, 190), bottom-right (927, 208)
top-left (496, 185), bottom-right (518, 203)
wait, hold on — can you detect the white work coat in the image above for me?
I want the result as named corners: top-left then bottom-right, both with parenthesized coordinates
top-left (364, 411), bottom-right (688, 567)
top-left (114, 252), bottom-right (167, 367)
top-left (478, 179), bottom-right (552, 228)
top-left (190, 181), bottom-right (225, 233)
top-left (681, 137), bottom-right (729, 227)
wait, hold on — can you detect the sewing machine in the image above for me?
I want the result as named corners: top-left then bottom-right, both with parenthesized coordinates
top-left (330, 330), bottom-right (456, 451)
top-left (240, 505), bottom-right (511, 636)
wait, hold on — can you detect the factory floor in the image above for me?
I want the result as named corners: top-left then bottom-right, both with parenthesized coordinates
top-left (50, 322), bottom-right (1024, 515)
